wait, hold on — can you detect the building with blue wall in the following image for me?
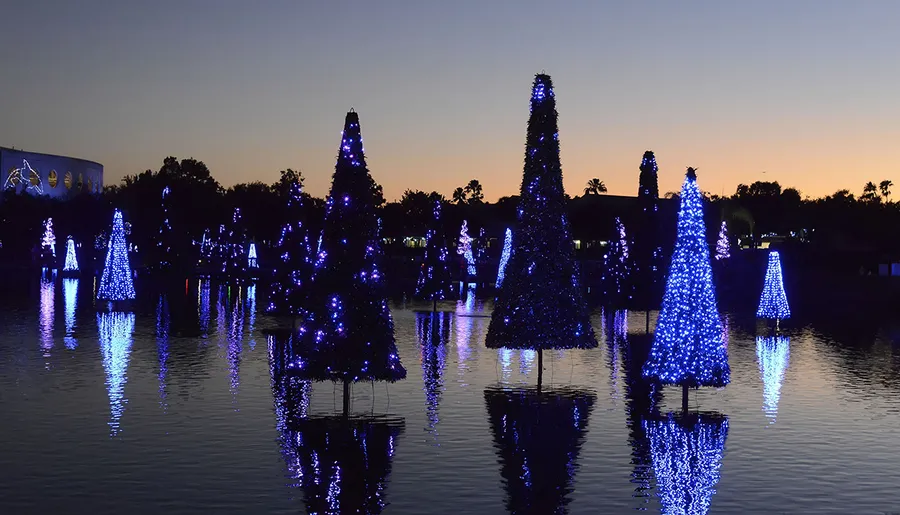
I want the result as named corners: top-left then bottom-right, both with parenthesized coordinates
top-left (1, 147), bottom-right (103, 200)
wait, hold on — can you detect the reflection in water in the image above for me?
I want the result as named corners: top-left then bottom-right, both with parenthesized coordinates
top-left (39, 278), bottom-right (54, 361)
top-left (416, 312), bottom-right (450, 441)
top-left (604, 309), bottom-right (628, 403)
top-left (198, 279), bottom-right (211, 336)
top-left (623, 333), bottom-right (660, 508)
top-left (279, 416), bottom-right (405, 514)
top-left (455, 283), bottom-right (482, 371)
top-left (247, 284), bottom-right (257, 350)
top-left (756, 335), bottom-right (790, 424)
top-left (485, 387), bottom-right (596, 514)
top-left (156, 295), bottom-right (170, 410)
top-left (519, 349), bottom-right (536, 376)
top-left (219, 287), bottom-right (245, 403)
top-left (98, 312), bottom-right (136, 436)
top-left (62, 278), bottom-right (78, 349)
top-left (644, 412), bottom-right (729, 515)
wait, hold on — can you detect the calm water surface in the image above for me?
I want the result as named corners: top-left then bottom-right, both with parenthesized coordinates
top-left (2, 278), bottom-right (900, 514)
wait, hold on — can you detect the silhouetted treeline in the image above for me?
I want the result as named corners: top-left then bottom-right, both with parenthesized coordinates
top-left (0, 157), bottom-right (897, 282)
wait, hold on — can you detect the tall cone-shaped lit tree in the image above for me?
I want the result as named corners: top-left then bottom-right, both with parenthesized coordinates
top-left (288, 110), bottom-right (405, 415)
top-left (643, 168), bottom-right (729, 410)
top-left (268, 179), bottom-right (315, 320)
top-left (632, 151), bottom-right (665, 330)
top-left (98, 210), bottom-right (136, 301)
top-left (416, 198), bottom-right (453, 311)
top-left (486, 73), bottom-right (597, 390)
top-left (756, 251), bottom-right (790, 322)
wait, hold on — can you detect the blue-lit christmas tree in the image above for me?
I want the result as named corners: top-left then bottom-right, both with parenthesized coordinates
top-left (223, 208), bottom-right (248, 283)
top-left (486, 73), bottom-right (597, 389)
top-left (757, 251), bottom-right (790, 321)
top-left (268, 179), bottom-right (315, 319)
top-left (457, 220), bottom-right (477, 278)
top-left (288, 110), bottom-right (405, 416)
top-left (156, 186), bottom-right (174, 273)
top-left (416, 198), bottom-right (453, 311)
top-left (247, 242), bottom-right (258, 269)
top-left (496, 228), bottom-right (512, 288)
top-left (643, 412), bottom-right (729, 514)
top-left (643, 168), bottom-right (729, 409)
top-left (631, 151), bottom-right (665, 330)
top-left (602, 217), bottom-right (632, 307)
top-left (485, 387), bottom-right (596, 514)
top-left (98, 210), bottom-right (136, 302)
top-left (63, 236), bottom-right (79, 274)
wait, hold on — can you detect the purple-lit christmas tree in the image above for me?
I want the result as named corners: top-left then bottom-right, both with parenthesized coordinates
top-left (643, 168), bottom-right (729, 410)
top-left (416, 198), bottom-right (453, 310)
top-left (98, 210), bottom-right (136, 301)
top-left (756, 251), bottom-right (790, 321)
top-left (601, 217), bottom-right (632, 307)
top-left (288, 110), bottom-right (405, 415)
top-left (268, 179), bottom-right (315, 319)
top-left (486, 73), bottom-right (597, 389)
top-left (457, 220), bottom-right (476, 277)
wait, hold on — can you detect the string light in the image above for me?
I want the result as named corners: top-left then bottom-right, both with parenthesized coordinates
top-left (643, 169), bottom-right (730, 388)
top-left (158, 186), bottom-right (173, 271)
top-left (714, 221), bottom-right (730, 260)
top-left (97, 210), bottom-right (136, 301)
top-left (496, 228), bottom-right (512, 288)
top-left (756, 251), bottom-right (791, 320)
top-left (486, 73), bottom-right (597, 351)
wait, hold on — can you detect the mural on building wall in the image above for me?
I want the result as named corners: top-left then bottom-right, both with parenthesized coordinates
top-left (0, 148), bottom-right (102, 200)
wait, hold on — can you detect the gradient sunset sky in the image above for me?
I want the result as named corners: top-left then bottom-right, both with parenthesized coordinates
top-left (1, 1), bottom-right (898, 202)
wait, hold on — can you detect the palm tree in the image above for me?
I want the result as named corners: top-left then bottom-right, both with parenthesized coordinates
top-left (880, 180), bottom-right (893, 202)
top-left (464, 179), bottom-right (484, 203)
top-left (584, 178), bottom-right (608, 195)
top-left (452, 187), bottom-right (467, 205)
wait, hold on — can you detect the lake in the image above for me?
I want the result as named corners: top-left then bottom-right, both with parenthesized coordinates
top-left (1, 277), bottom-right (899, 514)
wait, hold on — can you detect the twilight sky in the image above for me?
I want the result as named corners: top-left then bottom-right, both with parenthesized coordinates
top-left (1, 1), bottom-right (899, 201)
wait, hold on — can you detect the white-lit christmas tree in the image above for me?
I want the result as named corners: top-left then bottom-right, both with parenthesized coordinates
top-left (40, 217), bottom-right (56, 269)
top-left (756, 251), bottom-right (790, 321)
top-left (63, 236), bottom-right (79, 272)
top-left (714, 221), bottom-right (730, 260)
top-left (98, 210), bottom-right (136, 301)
